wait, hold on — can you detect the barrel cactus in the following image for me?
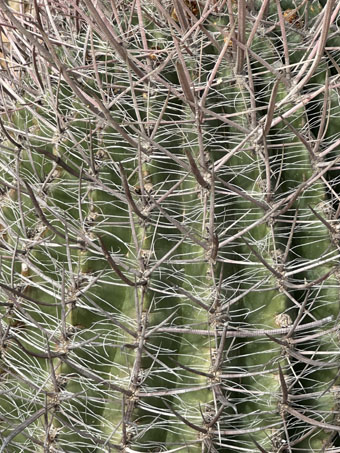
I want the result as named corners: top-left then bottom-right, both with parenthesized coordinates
top-left (0, 0), bottom-right (339, 451)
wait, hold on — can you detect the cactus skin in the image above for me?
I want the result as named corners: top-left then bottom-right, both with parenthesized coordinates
top-left (0, 1), bottom-right (340, 452)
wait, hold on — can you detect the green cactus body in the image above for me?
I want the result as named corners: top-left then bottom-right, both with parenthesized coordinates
top-left (272, 91), bottom-right (339, 450)
top-left (0, 114), bottom-right (69, 451)
top-left (163, 123), bottom-right (215, 450)
top-left (215, 50), bottom-right (290, 448)
top-left (263, 10), bottom-right (340, 449)
top-left (0, 1), bottom-right (340, 453)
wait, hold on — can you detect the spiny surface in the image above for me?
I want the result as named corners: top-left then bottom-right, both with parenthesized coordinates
top-left (0, 1), bottom-right (339, 452)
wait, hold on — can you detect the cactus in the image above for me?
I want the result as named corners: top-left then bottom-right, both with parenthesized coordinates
top-left (0, 1), bottom-right (339, 452)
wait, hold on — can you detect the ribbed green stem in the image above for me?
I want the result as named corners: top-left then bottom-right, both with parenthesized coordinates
top-left (219, 60), bottom-right (289, 449)
top-left (0, 2), bottom-right (339, 452)
top-left (265, 11), bottom-right (340, 448)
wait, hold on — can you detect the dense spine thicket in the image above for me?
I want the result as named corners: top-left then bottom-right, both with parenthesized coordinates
top-left (0, 0), bottom-right (339, 451)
